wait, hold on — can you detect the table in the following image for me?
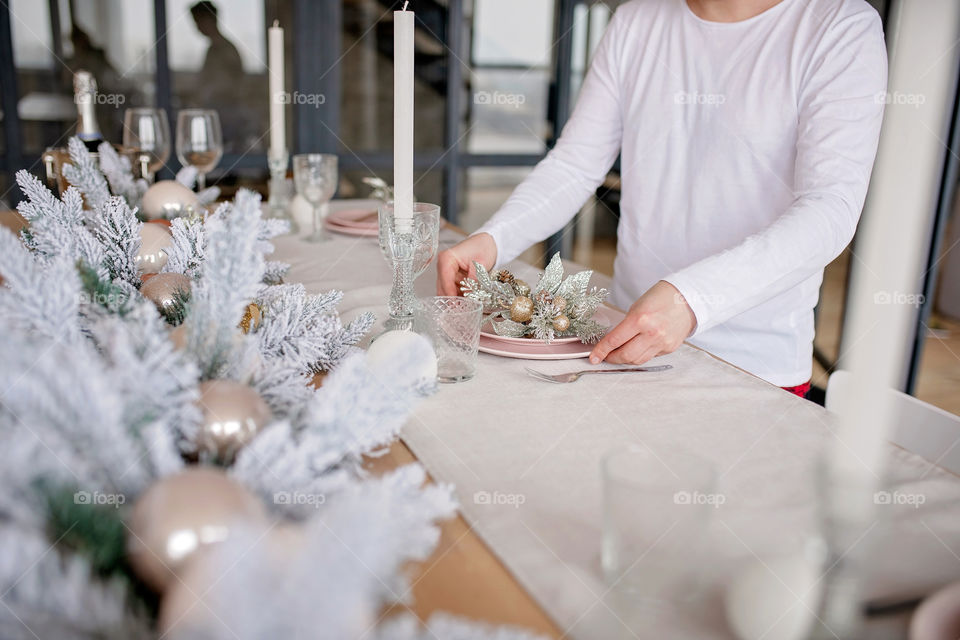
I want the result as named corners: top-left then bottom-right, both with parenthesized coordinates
top-left (278, 201), bottom-right (960, 639)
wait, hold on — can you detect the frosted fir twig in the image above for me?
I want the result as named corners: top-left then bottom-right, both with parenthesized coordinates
top-left (97, 141), bottom-right (148, 210)
top-left (178, 465), bottom-right (456, 639)
top-left (0, 525), bottom-right (152, 640)
top-left (182, 190), bottom-right (266, 379)
top-left (62, 137), bottom-right (112, 214)
top-left (374, 613), bottom-right (551, 640)
top-left (0, 227), bottom-right (83, 344)
top-left (161, 216), bottom-right (205, 277)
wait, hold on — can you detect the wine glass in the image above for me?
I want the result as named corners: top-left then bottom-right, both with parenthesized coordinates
top-left (176, 109), bottom-right (223, 190)
top-left (292, 153), bottom-right (338, 243)
top-left (123, 108), bottom-right (170, 183)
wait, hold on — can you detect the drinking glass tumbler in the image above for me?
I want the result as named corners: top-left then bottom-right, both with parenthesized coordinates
top-left (415, 296), bottom-right (483, 383)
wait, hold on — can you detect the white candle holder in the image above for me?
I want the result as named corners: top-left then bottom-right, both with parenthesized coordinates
top-left (377, 202), bottom-right (441, 331)
top-left (267, 150), bottom-right (295, 230)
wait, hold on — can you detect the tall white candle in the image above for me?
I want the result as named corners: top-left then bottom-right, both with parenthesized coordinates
top-left (393, 3), bottom-right (415, 230)
top-left (268, 20), bottom-right (286, 158)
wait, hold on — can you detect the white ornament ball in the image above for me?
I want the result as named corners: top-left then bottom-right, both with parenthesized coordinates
top-left (136, 223), bottom-right (173, 274)
top-left (196, 380), bottom-right (273, 462)
top-left (290, 194), bottom-right (314, 234)
top-left (366, 330), bottom-right (437, 388)
top-left (725, 555), bottom-right (821, 640)
top-left (141, 180), bottom-right (201, 220)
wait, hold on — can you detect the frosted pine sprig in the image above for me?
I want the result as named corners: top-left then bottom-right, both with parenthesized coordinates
top-left (62, 137), bottom-right (112, 214)
top-left (97, 141), bottom-right (148, 210)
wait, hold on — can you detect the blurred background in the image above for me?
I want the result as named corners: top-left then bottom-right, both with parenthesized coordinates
top-left (0, 0), bottom-right (957, 412)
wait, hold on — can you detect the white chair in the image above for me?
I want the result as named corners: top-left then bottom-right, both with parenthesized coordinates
top-left (826, 370), bottom-right (960, 476)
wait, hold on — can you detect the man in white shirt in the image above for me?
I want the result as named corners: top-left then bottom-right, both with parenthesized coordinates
top-left (436, 0), bottom-right (887, 393)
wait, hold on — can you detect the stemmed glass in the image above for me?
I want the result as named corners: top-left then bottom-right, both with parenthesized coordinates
top-left (292, 153), bottom-right (338, 243)
top-left (123, 108), bottom-right (170, 183)
top-left (176, 109), bottom-right (222, 190)
top-left (378, 202), bottom-right (441, 330)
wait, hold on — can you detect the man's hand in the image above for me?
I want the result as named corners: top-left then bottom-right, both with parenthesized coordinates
top-left (437, 233), bottom-right (498, 296)
top-left (589, 281), bottom-right (696, 365)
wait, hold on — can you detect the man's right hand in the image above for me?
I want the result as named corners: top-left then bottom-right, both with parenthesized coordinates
top-left (436, 233), bottom-right (498, 296)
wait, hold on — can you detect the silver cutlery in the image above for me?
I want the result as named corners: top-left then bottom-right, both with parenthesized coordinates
top-left (524, 365), bottom-right (672, 384)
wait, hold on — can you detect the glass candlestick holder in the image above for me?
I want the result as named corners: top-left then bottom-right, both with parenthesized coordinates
top-left (378, 202), bottom-right (441, 331)
top-left (267, 150), bottom-right (295, 230)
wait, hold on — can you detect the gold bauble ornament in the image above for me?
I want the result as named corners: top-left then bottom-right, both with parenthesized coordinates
top-left (552, 314), bottom-right (571, 332)
top-left (513, 279), bottom-right (531, 297)
top-left (136, 223), bottom-right (173, 274)
top-left (553, 296), bottom-right (568, 312)
top-left (126, 467), bottom-right (267, 592)
top-left (141, 273), bottom-right (191, 315)
top-left (141, 180), bottom-right (201, 220)
top-left (510, 295), bottom-right (534, 323)
top-left (238, 303), bottom-right (262, 334)
top-left (196, 380), bottom-right (272, 462)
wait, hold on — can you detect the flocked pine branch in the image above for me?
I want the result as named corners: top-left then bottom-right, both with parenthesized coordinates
top-left (232, 347), bottom-right (432, 509)
top-left (374, 613), bottom-right (550, 640)
top-left (0, 525), bottom-right (152, 640)
top-left (255, 285), bottom-right (374, 373)
top-left (97, 141), bottom-right (148, 210)
top-left (178, 465), bottom-right (456, 639)
top-left (0, 228), bottom-right (83, 344)
top-left (89, 195), bottom-right (143, 287)
top-left (62, 137), bottom-right (112, 214)
top-left (161, 216), bottom-right (205, 277)
top-left (182, 190), bottom-right (266, 379)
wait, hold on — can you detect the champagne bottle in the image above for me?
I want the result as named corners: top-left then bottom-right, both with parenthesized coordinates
top-left (73, 70), bottom-right (105, 153)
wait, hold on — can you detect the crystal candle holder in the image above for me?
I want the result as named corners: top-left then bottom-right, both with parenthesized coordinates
top-left (378, 202), bottom-right (440, 330)
top-left (267, 150), bottom-right (294, 230)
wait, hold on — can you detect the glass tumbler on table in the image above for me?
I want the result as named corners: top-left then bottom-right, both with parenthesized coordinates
top-left (293, 153), bottom-right (338, 243)
top-left (176, 109), bottom-right (222, 190)
top-left (415, 296), bottom-right (483, 383)
top-left (123, 107), bottom-right (170, 182)
top-left (601, 446), bottom-right (717, 605)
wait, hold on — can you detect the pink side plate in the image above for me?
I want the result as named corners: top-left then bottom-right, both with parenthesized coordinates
top-left (327, 208), bottom-right (379, 229)
top-left (480, 306), bottom-right (622, 347)
top-left (478, 306), bottom-right (624, 360)
top-left (325, 221), bottom-right (379, 237)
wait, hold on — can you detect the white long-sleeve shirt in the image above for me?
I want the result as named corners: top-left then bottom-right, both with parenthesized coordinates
top-left (476, 0), bottom-right (887, 386)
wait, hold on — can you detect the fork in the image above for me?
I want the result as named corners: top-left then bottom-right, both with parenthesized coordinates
top-left (524, 365), bottom-right (673, 384)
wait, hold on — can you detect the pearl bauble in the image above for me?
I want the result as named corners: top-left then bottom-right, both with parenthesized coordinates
top-left (136, 223), bottom-right (173, 274)
top-left (126, 467), bottom-right (267, 592)
top-left (141, 180), bottom-right (200, 220)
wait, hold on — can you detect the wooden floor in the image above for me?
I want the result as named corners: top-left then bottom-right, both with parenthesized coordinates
top-left (576, 241), bottom-right (960, 415)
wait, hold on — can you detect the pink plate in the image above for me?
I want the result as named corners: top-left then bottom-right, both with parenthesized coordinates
top-left (478, 307), bottom-right (624, 360)
top-left (481, 306), bottom-right (622, 346)
top-left (327, 208), bottom-right (379, 229)
top-left (326, 220), bottom-right (379, 237)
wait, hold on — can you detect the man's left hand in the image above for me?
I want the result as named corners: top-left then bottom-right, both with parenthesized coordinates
top-left (589, 281), bottom-right (696, 365)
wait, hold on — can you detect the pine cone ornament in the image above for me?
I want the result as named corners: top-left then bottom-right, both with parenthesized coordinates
top-left (535, 290), bottom-right (551, 306)
top-left (552, 314), bottom-right (570, 332)
top-left (513, 279), bottom-right (531, 297)
top-left (510, 295), bottom-right (535, 323)
top-left (494, 269), bottom-right (515, 285)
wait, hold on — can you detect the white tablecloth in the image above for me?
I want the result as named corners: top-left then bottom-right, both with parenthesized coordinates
top-left (275, 201), bottom-right (960, 639)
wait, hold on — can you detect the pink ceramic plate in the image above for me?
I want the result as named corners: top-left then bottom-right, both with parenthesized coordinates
top-left (325, 220), bottom-right (379, 237)
top-left (480, 306), bottom-right (622, 346)
top-left (327, 208), bottom-right (379, 229)
top-left (478, 307), bottom-right (624, 360)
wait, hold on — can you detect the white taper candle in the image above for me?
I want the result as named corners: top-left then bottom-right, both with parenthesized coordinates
top-left (393, 4), bottom-right (415, 230)
top-left (268, 20), bottom-right (286, 158)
